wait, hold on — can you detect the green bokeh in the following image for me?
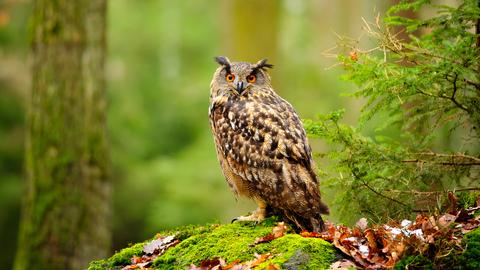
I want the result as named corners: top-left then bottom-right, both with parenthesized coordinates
top-left (0, 0), bottom-right (386, 265)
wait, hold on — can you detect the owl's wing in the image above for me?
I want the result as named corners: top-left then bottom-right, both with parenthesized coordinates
top-left (210, 95), bottom-right (315, 182)
top-left (210, 94), bottom-right (329, 218)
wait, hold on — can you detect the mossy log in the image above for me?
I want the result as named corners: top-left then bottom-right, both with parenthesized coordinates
top-left (89, 219), bottom-right (480, 270)
top-left (88, 218), bottom-right (340, 270)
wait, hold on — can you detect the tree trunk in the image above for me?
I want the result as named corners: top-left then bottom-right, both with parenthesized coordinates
top-left (14, 0), bottom-right (110, 269)
top-left (221, 0), bottom-right (279, 63)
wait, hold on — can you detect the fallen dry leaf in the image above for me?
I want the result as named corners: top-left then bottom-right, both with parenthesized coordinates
top-left (272, 222), bottom-right (287, 238)
top-left (266, 263), bottom-right (280, 270)
top-left (300, 230), bottom-right (321, 238)
top-left (187, 258), bottom-right (225, 270)
top-left (329, 259), bottom-right (357, 269)
top-left (143, 235), bottom-right (177, 254)
top-left (253, 233), bottom-right (275, 245)
top-left (355, 218), bottom-right (368, 231)
top-left (438, 213), bottom-right (456, 228)
top-left (247, 253), bottom-right (271, 268)
top-left (188, 253), bottom-right (272, 270)
top-left (131, 256), bottom-right (142, 264)
top-left (447, 191), bottom-right (458, 213)
top-left (364, 229), bottom-right (378, 255)
top-left (253, 222), bottom-right (287, 245)
top-left (222, 259), bottom-right (241, 270)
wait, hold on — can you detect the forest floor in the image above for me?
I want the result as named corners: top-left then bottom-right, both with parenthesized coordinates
top-left (89, 203), bottom-right (480, 269)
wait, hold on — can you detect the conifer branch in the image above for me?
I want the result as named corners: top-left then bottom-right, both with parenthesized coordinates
top-left (403, 152), bottom-right (480, 166)
top-left (351, 170), bottom-right (409, 207)
top-left (384, 187), bottom-right (480, 195)
top-left (447, 73), bottom-right (471, 113)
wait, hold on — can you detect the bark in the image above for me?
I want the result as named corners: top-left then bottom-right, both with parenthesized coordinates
top-left (14, 0), bottom-right (110, 269)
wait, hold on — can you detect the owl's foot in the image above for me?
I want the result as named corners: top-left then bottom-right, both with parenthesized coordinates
top-left (231, 204), bottom-right (266, 223)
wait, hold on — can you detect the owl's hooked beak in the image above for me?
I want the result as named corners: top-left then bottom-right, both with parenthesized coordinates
top-left (234, 80), bottom-right (245, 94)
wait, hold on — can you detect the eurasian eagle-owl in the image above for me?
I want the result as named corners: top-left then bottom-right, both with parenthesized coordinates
top-left (209, 56), bottom-right (329, 232)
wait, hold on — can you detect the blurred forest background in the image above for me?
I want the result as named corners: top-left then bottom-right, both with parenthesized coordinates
top-left (0, 0), bottom-right (439, 268)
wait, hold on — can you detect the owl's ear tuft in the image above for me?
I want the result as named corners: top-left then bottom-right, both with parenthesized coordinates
top-left (253, 59), bottom-right (274, 71)
top-left (214, 56), bottom-right (231, 71)
top-left (214, 56), bottom-right (230, 66)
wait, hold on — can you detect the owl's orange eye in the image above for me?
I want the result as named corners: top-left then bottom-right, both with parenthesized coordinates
top-left (247, 74), bottom-right (256, 83)
top-left (226, 73), bottom-right (235, 82)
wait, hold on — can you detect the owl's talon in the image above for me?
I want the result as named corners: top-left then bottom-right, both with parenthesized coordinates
top-left (231, 214), bottom-right (256, 224)
top-left (232, 205), bottom-right (266, 224)
top-left (232, 214), bottom-right (259, 222)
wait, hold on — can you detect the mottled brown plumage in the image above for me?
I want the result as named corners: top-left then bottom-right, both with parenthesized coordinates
top-left (209, 56), bottom-right (329, 232)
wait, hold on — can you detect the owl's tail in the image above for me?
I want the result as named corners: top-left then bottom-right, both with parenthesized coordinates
top-left (287, 212), bottom-right (326, 232)
top-left (276, 207), bottom-right (328, 233)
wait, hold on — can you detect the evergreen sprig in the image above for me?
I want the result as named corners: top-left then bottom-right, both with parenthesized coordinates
top-left (308, 0), bottom-right (480, 223)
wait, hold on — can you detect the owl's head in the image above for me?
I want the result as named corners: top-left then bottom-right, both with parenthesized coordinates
top-left (210, 56), bottom-right (273, 98)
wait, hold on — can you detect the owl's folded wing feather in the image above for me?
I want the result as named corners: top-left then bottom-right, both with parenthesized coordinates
top-left (210, 95), bottom-right (316, 182)
top-left (210, 92), bottom-right (329, 218)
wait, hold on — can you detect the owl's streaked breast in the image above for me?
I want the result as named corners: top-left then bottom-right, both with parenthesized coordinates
top-left (210, 90), bottom-right (312, 178)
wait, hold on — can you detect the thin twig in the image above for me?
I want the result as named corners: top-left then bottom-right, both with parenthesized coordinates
top-left (384, 187), bottom-right (480, 195)
top-left (403, 151), bottom-right (480, 166)
top-left (464, 79), bottom-right (480, 90)
top-left (448, 73), bottom-right (471, 113)
top-left (416, 152), bottom-right (480, 162)
top-left (402, 159), bottom-right (480, 166)
top-left (352, 170), bottom-right (408, 207)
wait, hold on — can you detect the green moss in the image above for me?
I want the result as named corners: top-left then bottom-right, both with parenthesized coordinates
top-left (154, 221), bottom-right (335, 269)
top-left (157, 223), bottom-right (216, 241)
top-left (395, 228), bottom-right (480, 270)
top-left (459, 228), bottom-right (480, 270)
top-left (257, 235), bottom-right (335, 269)
top-left (88, 242), bottom-right (145, 270)
top-left (157, 219), bottom-right (336, 269)
top-left (153, 221), bottom-right (274, 268)
top-left (90, 218), bottom-right (337, 270)
top-left (394, 255), bottom-right (433, 270)
top-left (457, 192), bottom-right (480, 210)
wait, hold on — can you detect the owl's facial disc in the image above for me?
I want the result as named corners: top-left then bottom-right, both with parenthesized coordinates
top-left (213, 57), bottom-right (273, 96)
